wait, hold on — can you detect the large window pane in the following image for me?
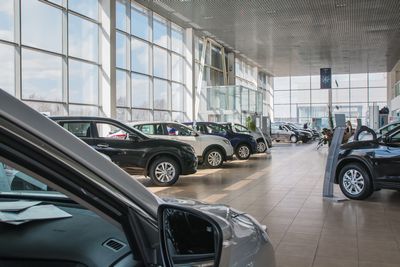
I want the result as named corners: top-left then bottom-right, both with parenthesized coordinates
top-left (153, 47), bottom-right (168, 79)
top-left (154, 111), bottom-right (171, 121)
top-left (153, 14), bottom-right (168, 48)
top-left (22, 0), bottom-right (62, 53)
top-left (0, 43), bottom-right (15, 95)
top-left (291, 76), bottom-right (310, 90)
top-left (172, 112), bottom-right (184, 122)
top-left (116, 70), bottom-right (129, 107)
top-left (117, 108), bottom-right (131, 122)
top-left (274, 90), bottom-right (290, 104)
top-left (154, 79), bottom-right (169, 110)
top-left (69, 60), bottom-right (98, 105)
top-left (22, 49), bottom-right (62, 102)
top-left (350, 88), bottom-right (368, 102)
top-left (332, 88), bottom-right (349, 103)
top-left (369, 72), bottom-right (387, 87)
top-left (274, 104), bottom-right (290, 118)
top-left (332, 74), bottom-right (349, 88)
top-left (171, 24), bottom-right (183, 54)
top-left (311, 75), bottom-right (320, 89)
top-left (116, 0), bottom-right (128, 32)
top-left (131, 3), bottom-right (149, 41)
top-left (211, 45), bottom-right (222, 70)
top-left (132, 109), bottom-right (150, 121)
top-left (131, 38), bottom-right (149, 74)
top-left (369, 87), bottom-right (387, 102)
top-left (68, 0), bottom-right (98, 21)
top-left (171, 83), bottom-right (183, 111)
top-left (274, 77), bottom-right (290, 90)
top-left (171, 54), bottom-right (183, 83)
top-left (0, 0), bottom-right (14, 42)
top-left (116, 32), bottom-right (128, 69)
top-left (350, 73), bottom-right (367, 88)
top-left (132, 73), bottom-right (150, 108)
top-left (69, 105), bottom-right (98, 116)
top-left (311, 89), bottom-right (328, 103)
top-left (291, 90), bottom-right (310, 104)
top-left (24, 101), bottom-right (66, 115)
top-left (69, 14), bottom-right (99, 62)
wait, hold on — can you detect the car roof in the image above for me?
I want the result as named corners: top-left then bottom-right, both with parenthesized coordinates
top-left (0, 90), bottom-right (160, 218)
top-left (128, 121), bottom-right (187, 125)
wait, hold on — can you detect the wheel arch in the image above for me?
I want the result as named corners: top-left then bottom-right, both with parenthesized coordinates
top-left (335, 157), bottom-right (374, 185)
top-left (202, 144), bottom-right (227, 161)
top-left (145, 152), bottom-right (183, 176)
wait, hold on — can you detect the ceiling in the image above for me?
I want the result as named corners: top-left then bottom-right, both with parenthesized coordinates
top-left (146, 0), bottom-right (400, 76)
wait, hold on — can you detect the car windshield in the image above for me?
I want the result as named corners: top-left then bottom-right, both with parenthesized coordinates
top-left (0, 161), bottom-right (66, 198)
top-left (203, 123), bottom-right (227, 134)
top-left (233, 124), bottom-right (250, 133)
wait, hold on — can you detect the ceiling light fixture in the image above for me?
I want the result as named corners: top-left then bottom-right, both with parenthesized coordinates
top-left (203, 16), bottom-right (214, 20)
top-left (335, 3), bottom-right (347, 8)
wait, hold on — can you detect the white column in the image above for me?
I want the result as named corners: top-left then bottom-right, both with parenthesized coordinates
top-left (184, 28), bottom-right (194, 121)
top-left (99, 0), bottom-right (116, 118)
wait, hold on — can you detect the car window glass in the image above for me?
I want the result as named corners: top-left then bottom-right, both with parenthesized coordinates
top-left (206, 124), bottom-right (226, 134)
top-left (390, 131), bottom-right (400, 143)
top-left (196, 125), bottom-right (207, 134)
top-left (166, 123), bottom-right (192, 136)
top-left (96, 123), bottom-right (128, 139)
top-left (62, 122), bottom-right (91, 138)
top-left (0, 161), bottom-right (60, 195)
top-left (234, 124), bottom-right (249, 133)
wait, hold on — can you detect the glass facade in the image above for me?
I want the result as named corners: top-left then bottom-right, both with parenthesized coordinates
top-left (274, 72), bottom-right (387, 128)
top-left (115, 1), bottom-right (186, 122)
top-left (0, 0), bottom-right (100, 115)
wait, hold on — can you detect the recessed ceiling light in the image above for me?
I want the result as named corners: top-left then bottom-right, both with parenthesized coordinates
top-left (203, 16), bottom-right (214, 20)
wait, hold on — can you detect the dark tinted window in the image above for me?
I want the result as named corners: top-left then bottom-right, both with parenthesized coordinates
top-left (137, 124), bottom-right (164, 135)
top-left (166, 123), bottom-right (193, 136)
top-left (62, 122), bottom-right (91, 138)
top-left (96, 123), bottom-right (127, 139)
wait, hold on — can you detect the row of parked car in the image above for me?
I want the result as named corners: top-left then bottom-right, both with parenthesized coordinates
top-left (271, 122), bottom-right (319, 143)
top-left (50, 117), bottom-right (272, 186)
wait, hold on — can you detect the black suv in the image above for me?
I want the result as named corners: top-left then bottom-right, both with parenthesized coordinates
top-left (335, 125), bottom-right (400, 200)
top-left (51, 117), bottom-right (197, 186)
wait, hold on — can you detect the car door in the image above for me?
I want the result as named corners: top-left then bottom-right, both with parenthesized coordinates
top-left (374, 130), bottom-right (400, 182)
top-left (92, 121), bottom-right (144, 173)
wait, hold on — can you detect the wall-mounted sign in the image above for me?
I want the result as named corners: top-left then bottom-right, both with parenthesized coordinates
top-left (320, 68), bottom-right (332, 89)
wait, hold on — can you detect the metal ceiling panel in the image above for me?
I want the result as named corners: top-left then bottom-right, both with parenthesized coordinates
top-left (153, 0), bottom-right (400, 76)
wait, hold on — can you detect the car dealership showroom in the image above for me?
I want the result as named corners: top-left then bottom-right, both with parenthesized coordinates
top-left (2, 0), bottom-right (400, 266)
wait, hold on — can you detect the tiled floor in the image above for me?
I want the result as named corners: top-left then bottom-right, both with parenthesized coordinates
top-left (140, 142), bottom-right (400, 267)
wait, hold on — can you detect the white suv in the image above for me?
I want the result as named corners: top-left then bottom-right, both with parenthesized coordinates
top-left (128, 122), bottom-right (234, 168)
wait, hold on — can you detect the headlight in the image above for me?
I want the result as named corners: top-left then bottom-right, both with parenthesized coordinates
top-left (222, 139), bottom-right (231, 145)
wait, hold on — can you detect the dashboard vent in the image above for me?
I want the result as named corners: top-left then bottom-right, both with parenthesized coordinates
top-left (103, 238), bottom-right (126, 252)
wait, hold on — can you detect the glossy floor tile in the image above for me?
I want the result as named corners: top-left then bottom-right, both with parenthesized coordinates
top-left (138, 142), bottom-right (400, 267)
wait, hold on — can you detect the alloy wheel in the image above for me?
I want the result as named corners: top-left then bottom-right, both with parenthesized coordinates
top-left (342, 169), bottom-right (365, 195)
top-left (257, 141), bottom-right (266, 153)
top-left (207, 151), bottom-right (222, 167)
top-left (238, 146), bottom-right (250, 158)
top-left (154, 162), bottom-right (176, 183)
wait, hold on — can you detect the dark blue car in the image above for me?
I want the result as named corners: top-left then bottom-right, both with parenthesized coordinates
top-left (184, 122), bottom-right (257, 160)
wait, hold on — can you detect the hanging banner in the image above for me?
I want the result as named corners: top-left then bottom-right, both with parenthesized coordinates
top-left (320, 68), bottom-right (332, 89)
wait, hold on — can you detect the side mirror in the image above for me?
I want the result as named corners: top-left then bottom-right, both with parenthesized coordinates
top-left (158, 204), bottom-right (222, 267)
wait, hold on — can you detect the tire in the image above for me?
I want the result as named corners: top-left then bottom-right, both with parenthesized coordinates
top-left (339, 163), bottom-right (373, 200)
top-left (290, 135), bottom-right (298, 143)
top-left (256, 140), bottom-right (267, 153)
top-left (204, 148), bottom-right (224, 168)
top-left (235, 144), bottom-right (251, 160)
top-left (149, 157), bottom-right (180, 186)
top-left (275, 140), bottom-right (280, 143)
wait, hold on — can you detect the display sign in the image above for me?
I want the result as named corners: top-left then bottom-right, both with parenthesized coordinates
top-left (320, 68), bottom-right (332, 89)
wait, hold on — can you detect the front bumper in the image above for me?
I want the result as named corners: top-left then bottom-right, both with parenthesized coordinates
top-left (181, 154), bottom-right (198, 175)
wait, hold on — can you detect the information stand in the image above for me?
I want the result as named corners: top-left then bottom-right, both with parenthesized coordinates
top-left (257, 127), bottom-right (271, 154)
top-left (322, 126), bottom-right (347, 201)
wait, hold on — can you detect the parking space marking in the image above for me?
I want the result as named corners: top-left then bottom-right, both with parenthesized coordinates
top-left (224, 180), bottom-right (253, 191)
top-left (202, 193), bottom-right (227, 203)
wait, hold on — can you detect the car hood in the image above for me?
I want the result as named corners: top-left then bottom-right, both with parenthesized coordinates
top-left (141, 136), bottom-right (191, 148)
top-left (162, 197), bottom-right (275, 266)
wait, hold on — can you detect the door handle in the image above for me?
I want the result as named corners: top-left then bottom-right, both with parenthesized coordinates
top-left (97, 143), bottom-right (109, 148)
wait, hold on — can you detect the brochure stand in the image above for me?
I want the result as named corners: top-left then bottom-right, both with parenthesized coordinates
top-left (322, 126), bottom-right (347, 202)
